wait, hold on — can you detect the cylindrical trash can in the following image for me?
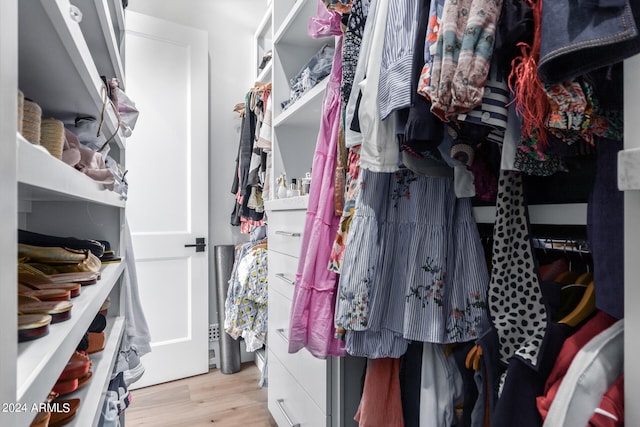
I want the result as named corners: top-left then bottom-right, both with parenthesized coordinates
top-left (214, 244), bottom-right (241, 374)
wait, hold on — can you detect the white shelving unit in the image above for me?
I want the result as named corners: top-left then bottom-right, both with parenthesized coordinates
top-left (264, 2), bottom-right (363, 427)
top-left (1, 0), bottom-right (129, 425)
top-left (75, 0), bottom-right (126, 89)
top-left (254, 7), bottom-right (273, 82)
top-left (268, 0), bottom-right (336, 200)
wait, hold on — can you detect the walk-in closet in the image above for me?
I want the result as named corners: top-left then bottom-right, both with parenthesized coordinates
top-left (1, 0), bottom-right (638, 426)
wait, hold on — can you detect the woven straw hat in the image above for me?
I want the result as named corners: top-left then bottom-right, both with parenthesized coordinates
top-left (22, 100), bottom-right (42, 145)
top-left (17, 90), bottom-right (24, 134)
top-left (40, 119), bottom-right (65, 159)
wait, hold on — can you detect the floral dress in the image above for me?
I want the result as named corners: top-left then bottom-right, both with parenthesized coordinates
top-left (334, 168), bottom-right (490, 358)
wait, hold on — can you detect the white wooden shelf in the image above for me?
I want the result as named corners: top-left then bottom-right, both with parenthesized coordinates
top-left (16, 261), bottom-right (126, 426)
top-left (473, 203), bottom-right (588, 225)
top-left (257, 61), bottom-right (273, 84)
top-left (18, 0), bottom-right (124, 151)
top-left (265, 195), bottom-right (309, 211)
top-left (75, 0), bottom-right (125, 88)
top-left (66, 316), bottom-right (126, 427)
top-left (107, 0), bottom-right (125, 52)
top-left (274, 0), bottom-right (319, 47)
top-left (17, 135), bottom-right (125, 208)
top-left (273, 77), bottom-right (328, 128)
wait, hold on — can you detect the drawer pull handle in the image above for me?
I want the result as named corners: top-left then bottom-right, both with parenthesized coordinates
top-left (275, 273), bottom-right (295, 285)
top-left (276, 398), bottom-right (300, 427)
top-left (275, 230), bottom-right (301, 237)
top-left (276, 328), bottom-right (289, 343)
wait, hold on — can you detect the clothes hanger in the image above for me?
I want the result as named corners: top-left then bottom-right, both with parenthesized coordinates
top-left (575, 271), bottom-right (593, 285)
top-left (251, 238), bottom-right (268, 251)
top-left (558, 280), bottom-right (596, 327)
top-left (554, 270), bottom-right (581, 285)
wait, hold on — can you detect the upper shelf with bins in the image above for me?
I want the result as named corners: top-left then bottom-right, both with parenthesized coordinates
top-left (18, 0), bottom-right (125, 153)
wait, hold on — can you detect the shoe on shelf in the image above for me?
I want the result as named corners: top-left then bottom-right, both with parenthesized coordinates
top-left (112, 347), bottom-right (145, 386)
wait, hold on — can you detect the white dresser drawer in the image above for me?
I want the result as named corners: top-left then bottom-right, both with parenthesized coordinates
top-left (269, 288), bottom-right (329, 412)
top-left (268, 250), bottom-right (298, 300)
top-left (268, 349), bottom-right (329, 427)
top-left (267, 209), bottom-right (306, 257)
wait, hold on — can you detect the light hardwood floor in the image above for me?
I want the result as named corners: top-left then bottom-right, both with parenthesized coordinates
top-left (125, 363), bottom-right (277, 427)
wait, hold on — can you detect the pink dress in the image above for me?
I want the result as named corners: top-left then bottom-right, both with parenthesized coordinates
top-left (287, 4), bottom-right (346, 359)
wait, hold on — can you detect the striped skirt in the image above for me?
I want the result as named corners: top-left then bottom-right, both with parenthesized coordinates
top-left (334, 168), bottom-right (489, 358)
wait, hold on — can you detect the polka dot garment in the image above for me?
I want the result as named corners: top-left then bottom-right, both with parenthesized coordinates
top-left (488, 170), bottom-right (548, 368)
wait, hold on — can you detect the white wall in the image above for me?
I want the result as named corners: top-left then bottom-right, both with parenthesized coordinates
top-left (126, 0), bottom-right (267, 354)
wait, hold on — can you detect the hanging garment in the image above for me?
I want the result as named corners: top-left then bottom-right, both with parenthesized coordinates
top-left (538, 0), bottom-right (640, 84)
top-left (345, 0), bottom-right (377, 149)
top-left (588, 138), bottom-right (624, 320)
top-left (121, 219), bottom-right (152, 356)
top-left (450, 341), bottom-right (480, 427)
top-left (399, 341), bottom-right (424, 427)
top-left (354, 358), bottom-right (405, 427)
top-left (328, 146), bottom-right (361, 274)
top-left (287, 3), bottom-right (346, 358)
top-left (488, 170), bottom-right (548, 368)
top-left (589, 375), bottom-right (624, 427)
top-left (356, 0), bottom-right (399, 172)
top-left (422, 0), bottom-right (503, 121)
top-left (542, 319), bottom-right (624, 427)
top-left (491, 320), bottom-right (572, 427)
top-left (335, 168), bottom-right (490, 358)
top-left (377, 0), bottom-right (421, 120)
top-left (418, 343), bottom-right (464, 427)
top-left (471, 320), bottom-right (504, 427)
top-left (416, 0), bottom-right (445, 103)
top-left (404, 0), bottom-right (444, 158)
top-left (224, 243), bottom-right (268, 351)
top-left (341, 0), bottom-right (372, 106)
top-left (536, 311), bottom-right (618, 422)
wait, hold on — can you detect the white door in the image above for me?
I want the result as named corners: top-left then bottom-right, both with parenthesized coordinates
top-left (124, 11), bottom-right (209, 388)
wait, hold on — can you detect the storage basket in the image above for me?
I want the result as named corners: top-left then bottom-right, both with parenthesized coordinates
top-left (17, 90), bottom-right (24, 134)
top-left (22, 99), bottom-right (42, 145)
top-left (40, 119), bottom-right (65, 159)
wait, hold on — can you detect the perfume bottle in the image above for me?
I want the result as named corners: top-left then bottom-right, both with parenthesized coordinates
top-left (277, 175), bottom-right (287, 199)
top-left (301, 172), bottom-right (311, 195)
top-left (287, 178), bottom-right (300, 197)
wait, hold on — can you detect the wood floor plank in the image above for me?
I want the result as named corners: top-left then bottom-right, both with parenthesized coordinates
top-left (125, 363), bottom-right (276, 426)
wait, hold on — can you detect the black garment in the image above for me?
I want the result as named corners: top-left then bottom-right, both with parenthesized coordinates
top-left (494, 0), bottom-right (534, 77)
top-left (404, 0), bottom-right (444, 156)
top-left (230, 101), bottom-right (264, 225)
top-left (399, 341), bottom-right (423, 427)
top-left (451, 342), bottom-right (480, 427)
top-left (491, 282), bottom-right (576, 427)
top-left (491, 322), bottom-right (573, 427)
top-left (474, 325), bottom-right (505, 426)
top-left (588, 138), bottom-right (624, 319)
